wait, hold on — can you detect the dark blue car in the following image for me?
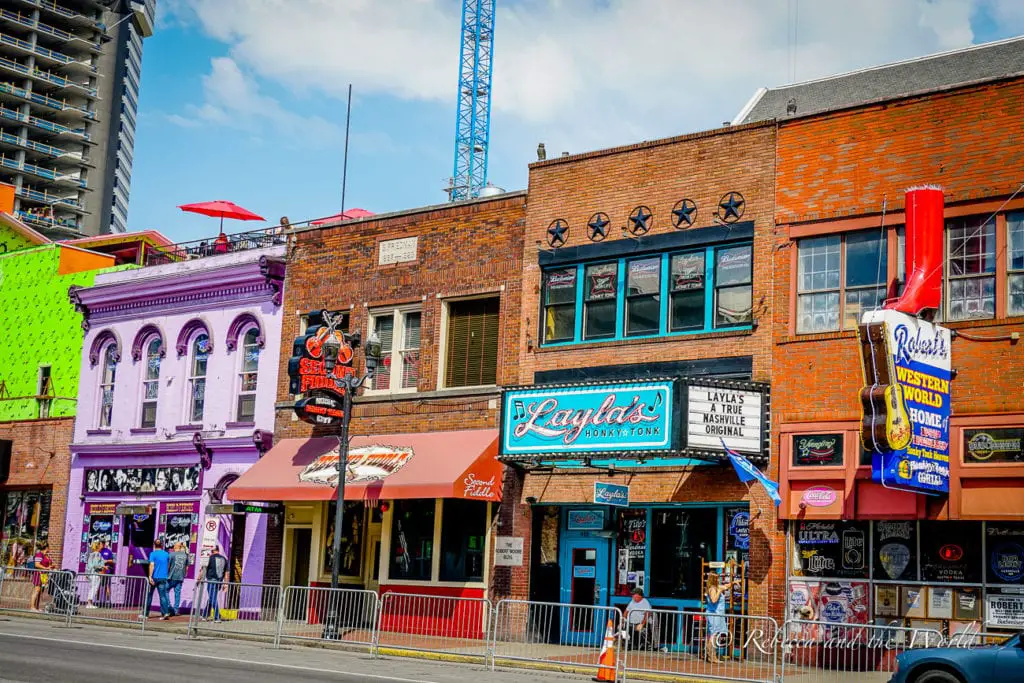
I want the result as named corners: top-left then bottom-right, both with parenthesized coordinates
top-left (889, 633), bottom-right (1024, 683)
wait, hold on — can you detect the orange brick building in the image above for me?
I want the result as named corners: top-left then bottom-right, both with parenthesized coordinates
top-left (751, 62), bottom-right (1024, 632)
top-left (497, 120), bottom-right (787, 644)
top-left (228, 194), bottom-right (526, 607)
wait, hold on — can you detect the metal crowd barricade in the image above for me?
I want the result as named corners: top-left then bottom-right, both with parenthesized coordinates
top-left (780, 619), bottom-right (945, 683)
top-left (278, 585), bottom-right (379, 651)
top-left (489, 599), bottom-right (624, 676)
top-left (945, 628), bottom-right (1015, 647)
top-left (187, 580), bottom-right (283, 643)
top-left (375, 592), bottom-right (491, 661)
top-left (70, 572), bottom-right (150, 631)
top-left (0, 566), bottom-right (76, 625)
top-left (619, 608), bottom-right (778, 683)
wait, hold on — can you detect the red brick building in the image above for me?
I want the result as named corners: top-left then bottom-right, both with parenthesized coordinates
top-left (228, 194), bottom-right (526, 606)
top-left (497, 120), bottom-right (786, 645)
top-left (738, 43), bottom-right (1024, 633)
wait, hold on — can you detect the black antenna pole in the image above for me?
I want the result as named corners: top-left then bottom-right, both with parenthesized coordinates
top-left (340, 83), bottom-right (352, 222)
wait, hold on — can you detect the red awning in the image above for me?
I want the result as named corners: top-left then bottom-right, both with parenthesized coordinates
top-left (226, 430), bottom-right (501, 503)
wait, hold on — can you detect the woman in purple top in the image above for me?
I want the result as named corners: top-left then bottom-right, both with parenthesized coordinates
top-left (29, 542), bottom-right (52, 612)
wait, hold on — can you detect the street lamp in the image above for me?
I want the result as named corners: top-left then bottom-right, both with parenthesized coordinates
top-left (320, 313), bottom-right (381, 590)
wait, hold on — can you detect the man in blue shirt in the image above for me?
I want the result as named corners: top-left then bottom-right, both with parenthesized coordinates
top-left (147, 539), bottom-right (172, 620)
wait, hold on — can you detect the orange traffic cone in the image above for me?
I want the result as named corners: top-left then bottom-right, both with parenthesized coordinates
top-left (593, 618), bottom-right (619, 682)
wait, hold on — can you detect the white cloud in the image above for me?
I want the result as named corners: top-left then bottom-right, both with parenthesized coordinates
top-left (171, 0), bottom-right (1024, 158)
top-left (171, 57), bottom-right (341, 145)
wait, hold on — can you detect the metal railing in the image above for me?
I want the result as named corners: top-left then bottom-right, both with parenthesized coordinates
top-left (620, 608), bottom-right (778, 683)
top-left (144, 229), bottom-right (286, 266)
top-left (0, 566), bottom-right (76, 625)
top-left (376, 592), bottom-right (492, 661)
top-left (780, 619), bottom-right (945, 683)
top-left (278, 585), bottom-right (379, 651)
top-left (188, 580), bottom-right (282, 643)
top-left (490, 599), bottom-right (623, 676)
top-left (71, 572), bottom-right (150, 631)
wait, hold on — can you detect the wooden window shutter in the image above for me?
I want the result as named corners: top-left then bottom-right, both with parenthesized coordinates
top-left (446, 298), bottom-right (500, 387)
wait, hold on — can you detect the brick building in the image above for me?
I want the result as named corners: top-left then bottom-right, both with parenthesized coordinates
top-left (735, 42), bottom-right (1024, 633)
top-left (227, 194), bottom-right (526, 609)
top-left (496, 120), bottom-right (785, 646)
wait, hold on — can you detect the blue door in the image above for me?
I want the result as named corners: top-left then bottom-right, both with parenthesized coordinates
top-left (559, 537), bottom-right (610, 646)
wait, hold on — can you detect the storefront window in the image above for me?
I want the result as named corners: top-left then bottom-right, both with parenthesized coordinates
top-left (615, 509), bottom-right (647, 595)
top-left (325, 501), bottom-right (364, 577)
top-left (986, 522), bottom-right (1024, 585)
top-left (920, 521), bottom-right (982, 584)
top-left (439, 499), bottom-right (486, 582)
top-left (389, 499), bottom-right (435, 581)
top-left (791, 520), bottom-right (869, 579)
top-left (0, 490), bottom-right (51, 567)
top-left (872, 520), bottom-right (918, 582)
top-left (649, 508), bottom-right (716, 599)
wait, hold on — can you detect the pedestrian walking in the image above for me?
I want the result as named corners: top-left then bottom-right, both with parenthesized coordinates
top-left (99, 540), bottom-right (115, 605)
top-left (167, 542), bottom-right (188, 617)
top-left (29, 542), bottom-right (52, 612)
top-left (203, 545), bottom-right (228, 622)
top-left (85, 541), bottom-right (104, 608)
top-left (147, 539), bottom-right (172, 620)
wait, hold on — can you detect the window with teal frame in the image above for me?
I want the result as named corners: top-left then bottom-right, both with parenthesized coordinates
top-left (540, 243), bottom-right (753, 346)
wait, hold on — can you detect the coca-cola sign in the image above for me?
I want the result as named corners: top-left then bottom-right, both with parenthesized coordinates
top-left (502, 380), bottom-right (674, 455)
top-left (800, 486), bottom-right (838, 508)
top-left (793, 434), bottom-right (844, 467)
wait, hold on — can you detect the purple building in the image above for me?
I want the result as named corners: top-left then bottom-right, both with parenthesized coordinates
top-left (63, 241), bottom-right (286, 606)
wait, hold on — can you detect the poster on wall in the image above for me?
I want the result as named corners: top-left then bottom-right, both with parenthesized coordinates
top-left (902, 586), bottom-right (927, 618)
top-left (793, 521), bottom-right (869, 578)
top-left (987, 523), bottom-right (1024, 584)
top-left (873, 521), bottom-right (917, 581)
top-left (84, 465), bottom-right (200, 494)
top-left (986, 592), bottom-right (1024, 629)
top-left (616, 509), bottom-right (646, 595)
top-left (955, 588), bottom-right (982, 621)
top-left (928, 586), bottom-right (954, 620)
top-left (859, 310), bottom-right (951, 495)
top-left (158, 501), bottom-right (199, 579)
top-left (78, 502), bottom-right (120, 573)
top-left (789, 579), bottom-right (868, 624)
top-left (875, 585), bottom-right (899, 617)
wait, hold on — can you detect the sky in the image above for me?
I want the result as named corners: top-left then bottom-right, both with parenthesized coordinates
top-left (127, 0), bottom-right (1024, 243)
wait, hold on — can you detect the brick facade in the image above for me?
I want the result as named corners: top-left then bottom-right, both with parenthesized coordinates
top-left (0, 417), bottom-right (74, 565)
top-left (771, 77), bottom-right (1024, 521)
top-left (509, 122), bottom-right (787, 620)
top-left (273, 193), bottom-right (526, 596)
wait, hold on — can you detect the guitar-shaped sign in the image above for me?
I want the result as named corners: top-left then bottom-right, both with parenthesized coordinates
top-left (858, 321), bottom-right (912, 453)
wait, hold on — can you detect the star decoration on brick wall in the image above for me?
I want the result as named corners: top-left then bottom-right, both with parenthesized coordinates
top-left (587, 212), bottom-right (610, 241)
top-left (546, 219), bottom-right (569, 247)
top-left (671, 198), bottom-right (697, 228)
top-left (627, 205), bottom-right (652, 235)
top-left (716, 192), bottom-right (745, 223)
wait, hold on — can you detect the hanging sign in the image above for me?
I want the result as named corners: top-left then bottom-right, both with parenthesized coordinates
top-left (288, 310), bottom-right (354, 424)
top-left (294, 389), bottom-right (346, 427)
top-left (501, 380), bottom-right (674, 455)
top-left (859, 310), bottom-right (951, 495)
top-left (594, 481), bottom-right (629, 507)
top-left (685, 383), bottom-right (763, 455)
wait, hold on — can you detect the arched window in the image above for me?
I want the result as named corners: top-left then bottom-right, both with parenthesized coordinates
top-left (236, 327), bottom-right (260, 422)
top-left (140, 337), bottom-right (162, 428)
top-left (98, 343), bottom-right (118, 428)
top-left (187, 333), bottom-right (211, 423)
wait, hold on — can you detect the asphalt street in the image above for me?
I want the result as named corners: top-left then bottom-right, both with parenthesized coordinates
top-left (0, 616), bottom-right (584, 683)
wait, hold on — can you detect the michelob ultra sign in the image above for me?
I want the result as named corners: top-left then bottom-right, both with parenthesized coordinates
top-left (501, 380), bottom-right (675, 455)
top-left (859, 309), bottom-right (951, 495)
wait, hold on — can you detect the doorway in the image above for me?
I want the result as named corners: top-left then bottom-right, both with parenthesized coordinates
top-left (364, 525), bottom-right (382, 592)
top-left (123, 512), bottom-right (155, 578)
top-left (559, 537), bottom-right (610, 646)
top-left (288, 528), bottom-right (312, 587)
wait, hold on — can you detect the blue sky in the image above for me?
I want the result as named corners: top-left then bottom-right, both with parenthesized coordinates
top-left (128, 1), bottom-right (1024, 243)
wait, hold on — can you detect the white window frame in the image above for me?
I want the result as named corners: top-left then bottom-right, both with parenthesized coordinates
top-left (366, 306), bottom-right (421, 395)
top-left (945, 216), bottom-right (996, 322)
top-left (186, 332), bottom-right (209, 424)
top-left (139, 337), bottom-right (162, 428)
top-left (235, 326), bottom-right (260, 423)
top-left (436, 292), bottom-right (502, 391)
top-left (97, 343), bottom-right (117, 428)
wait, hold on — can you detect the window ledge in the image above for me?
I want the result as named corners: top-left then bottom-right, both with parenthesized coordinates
top-left (779, 330), bottom-right (857, 345)
top-left (129, 427), bottom-right (157, 435)
top-left (538, 327), bottom-right (755, 353)
top-left (175, 424), bottom-right (202, 432)
top-left (226, 421), bottom-right (255, 429)
top-left (356, 386), bottom-right (501, 404)
top-left (85, 429), bottom-right (111, 436)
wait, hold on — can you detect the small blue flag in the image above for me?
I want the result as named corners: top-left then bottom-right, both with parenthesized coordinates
top-left (721, 439), bottom-right (782, 506)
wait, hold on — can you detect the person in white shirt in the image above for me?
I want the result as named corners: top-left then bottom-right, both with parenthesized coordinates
top-left (624, 588), bottom-right (653, 648)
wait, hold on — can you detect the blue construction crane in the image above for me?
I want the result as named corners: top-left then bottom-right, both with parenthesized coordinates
top-left (448, 0), bottom-right (495, 201)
